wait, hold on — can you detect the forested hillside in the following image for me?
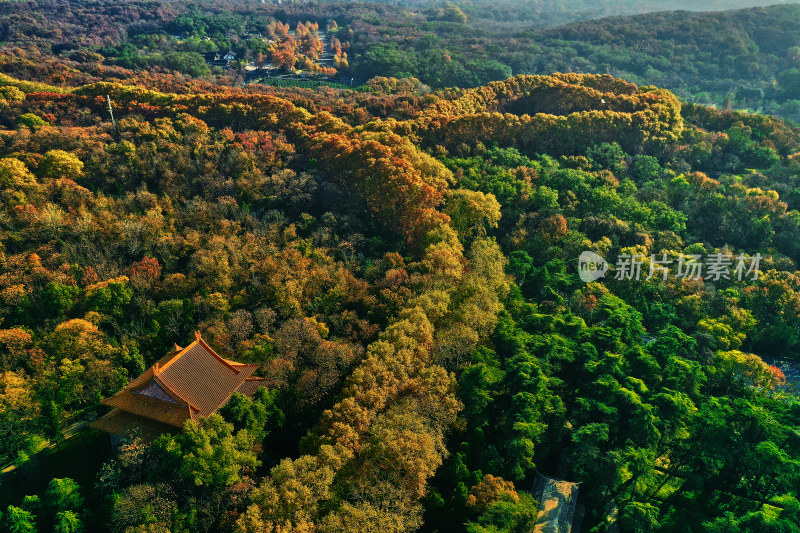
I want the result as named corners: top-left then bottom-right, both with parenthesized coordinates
top-left (2, 1), bottom-right (800, 532)
top-left (3, 0), bottom-right (800, 123)
top-left (526, 5), bottom-right (800, 123)
top-left (2, 59), bottom-right (800, 531)
top-left (364, 0), bottom-right (800, 26)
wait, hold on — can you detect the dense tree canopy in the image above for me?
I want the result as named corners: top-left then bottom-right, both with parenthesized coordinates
top-left (1, 1), bottom-right (800, 531)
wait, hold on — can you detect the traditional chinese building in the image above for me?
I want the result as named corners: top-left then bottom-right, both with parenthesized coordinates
top-left (91, 332), bottom-right (267, 442)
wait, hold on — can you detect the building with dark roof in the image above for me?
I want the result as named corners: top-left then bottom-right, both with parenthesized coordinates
top-left (204, 51), bottom-right (237, 68)
top-left (91, 332), bottom-right (267, 442)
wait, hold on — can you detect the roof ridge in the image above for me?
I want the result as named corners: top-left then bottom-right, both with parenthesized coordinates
top-left (158, 331), bottom-right (244, 375)
top-left (226, 361), bottom-right (260, 368)
top-left (156, 337), bottom-right (200, 374)
top-left (121, 373), bottom-right (201, 415)
top-left (195, 333), bottom-right (244, 374)
top-left (151, 374), bottom-right (201, 413)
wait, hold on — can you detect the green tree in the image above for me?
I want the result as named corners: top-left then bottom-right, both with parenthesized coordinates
top-left (442, 4), bottom-right (468, 24)
top-left (4, 506), bottom-right (37, 533)
top-left (17, 113), bottom-right (49, 129)
top-left (161, 52), bottom-right (211, 77)
top-left (464, 492), bottom-right (538, 533)
top-left (41, 283), bottom-right (80, 318)
top-left (219, 388), bottom-right (284, 442)
top-left (44, 478), bottom-right (83, 514)
top-left (0, 157), bottom-right (41, 206)
top-left (53, 511), bottom-right (82, 533)
top-left (158, 414), bottom-right (259, 488)
top-left (587, 142), bottom-right (627, 173)
top-left (37, 150), bottom-right (84, 181)
top-left (356, 43), bottom-right (419, 80)
top-left (629, 154), bottom-right (662, 183)
top-left (444, 189), bottom-right (502, 240)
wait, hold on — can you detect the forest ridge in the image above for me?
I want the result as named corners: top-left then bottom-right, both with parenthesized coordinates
top-left (3, 1), bottom-right (800, 123)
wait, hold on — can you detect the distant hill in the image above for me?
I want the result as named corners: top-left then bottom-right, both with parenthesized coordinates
top-left (422, 0), bottom-right (800, 26)
top-left (1, 0), bottom-right (799, 122)
top-left (522, 4), bottom-right (800, 122)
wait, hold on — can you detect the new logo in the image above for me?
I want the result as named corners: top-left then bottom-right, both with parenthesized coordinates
top-left (578, 251), bottom-right (608, 282)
